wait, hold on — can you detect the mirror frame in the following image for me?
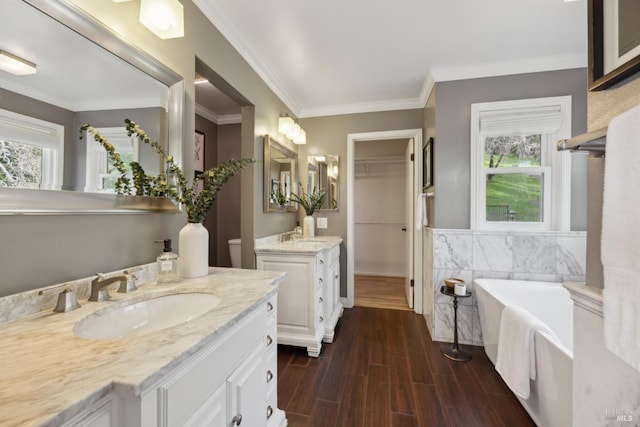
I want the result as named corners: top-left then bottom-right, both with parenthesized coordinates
top-left (0, 0), bottom-right (184, 214)
top-left (263, 135), bottom-right (297, 213)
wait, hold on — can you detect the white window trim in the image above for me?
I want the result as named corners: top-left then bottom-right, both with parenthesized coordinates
top-left (85, 127), bottom-right (138, 193)
top-left (470, 96), bottom-right (572, 231)
top-left (0, 108), bottom-right (64, 190)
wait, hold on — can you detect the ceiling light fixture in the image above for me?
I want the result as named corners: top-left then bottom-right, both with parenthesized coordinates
top-left (0, 50), bottom-right (36, 75)
top-left (278, 115), bottom-right (306, 144)
top-left (139, 0), bottom-right (184, 39)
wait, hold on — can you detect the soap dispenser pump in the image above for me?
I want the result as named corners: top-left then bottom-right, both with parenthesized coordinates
top-left (156, 239), bottom-right (178, 284)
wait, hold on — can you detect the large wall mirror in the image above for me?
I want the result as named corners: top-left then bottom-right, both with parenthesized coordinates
top-left (308, 155), bottom-right (339, 210)
top-left (0, 0), bottom-right (184, 213)
top-left (264, 135), bottom-right (297, 213)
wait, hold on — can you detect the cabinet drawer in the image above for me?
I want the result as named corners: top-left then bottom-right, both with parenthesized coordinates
top-left (316, 254), bottom-right (325, 272)
top-left (265, 294), bottom-right (277, 319)
top-left (265, 348), bottom-right (277, 400)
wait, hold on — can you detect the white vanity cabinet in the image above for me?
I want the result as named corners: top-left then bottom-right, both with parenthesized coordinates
top-left (321, 244), bottom-right (343, 343)
top-left (255, 238), bottom-right (343, 357)
top-left (63, 294), bottom-right (284, 427)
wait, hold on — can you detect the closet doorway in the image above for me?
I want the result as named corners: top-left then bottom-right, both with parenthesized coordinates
top-left (346, 129), bottom-right (423, 313)
top-left (353, 139), bottom-right (411, 310)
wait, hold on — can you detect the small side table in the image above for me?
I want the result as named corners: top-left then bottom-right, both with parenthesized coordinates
top-left (439, 285), bottom-right (472, 362)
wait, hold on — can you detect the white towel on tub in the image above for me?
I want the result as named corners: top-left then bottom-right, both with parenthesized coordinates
top-left (602, 103), bottom-right (640, 373)
top-left (495, 305), bottom-right (560, 400)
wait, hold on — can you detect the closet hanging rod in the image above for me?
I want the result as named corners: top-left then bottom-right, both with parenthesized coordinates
top-left (557, 127), bottom-right (607, 154)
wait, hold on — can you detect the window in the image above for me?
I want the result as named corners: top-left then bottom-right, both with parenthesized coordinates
top-left (0, 108), bottom-right (64, 190)
top-left (470, 96), bottom-right (572, 231)
top-left (84, 127), bottom-right (138, 193)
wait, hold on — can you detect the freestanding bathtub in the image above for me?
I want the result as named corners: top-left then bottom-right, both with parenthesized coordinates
top-left (474, 279), bottom-right (573, 427)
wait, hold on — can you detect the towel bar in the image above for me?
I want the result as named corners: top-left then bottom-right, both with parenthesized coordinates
top-left (557, 127), bottom-right (607, 154)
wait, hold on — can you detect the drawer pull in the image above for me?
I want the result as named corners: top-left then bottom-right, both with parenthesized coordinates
top-left (319, 297), bottom-right (323, 303)
top-left (267, 301), bottom-right (274, 312)
top-left (267, 406), bottom-right (273, 419)
top-left (335, 274), bottom-right (339, 279)
top-left (232, 414), bottom-right (243, 425)
top-left (267, 370), bottom-right (274, 382)
top-left (320, 259), bottom-right (324, 265)
top-left (266, 335), bottom-right (273, 346)
top-left (319, 316), bottom-right (324, 322)
top-left (319, 278), bottom-right (323, 283)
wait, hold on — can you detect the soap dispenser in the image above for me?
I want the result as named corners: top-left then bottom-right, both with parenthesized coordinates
top-left (156, 239), bottom-right (178, 284)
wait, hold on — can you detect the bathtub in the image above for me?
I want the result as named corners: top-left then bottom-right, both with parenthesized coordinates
top-left (474, 279), bottom-right (573, 427)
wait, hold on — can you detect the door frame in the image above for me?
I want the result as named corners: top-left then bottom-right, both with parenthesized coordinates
top-left (345, 129), bottom-right (423, 314)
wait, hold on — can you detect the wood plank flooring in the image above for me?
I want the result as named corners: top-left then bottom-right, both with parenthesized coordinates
top-left (278, 307), bottom-right (535, 427)
top-left (355, 275), bottom-right (412, 311)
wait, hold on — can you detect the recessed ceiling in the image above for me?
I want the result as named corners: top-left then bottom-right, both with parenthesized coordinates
top-left (194, 0), bottom-right (587, 118)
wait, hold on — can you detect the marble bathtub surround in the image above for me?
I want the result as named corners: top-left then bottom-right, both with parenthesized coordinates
top-left (0, 267), bottom-right (284, 427)
top-left (425, 229), bottom-right (586, 346)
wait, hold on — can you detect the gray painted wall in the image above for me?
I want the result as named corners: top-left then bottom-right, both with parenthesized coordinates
top-left (432, 68), bottom-right (588, 230)
top-left (299, 109), bottom-right (424, 296)
top-left (215, 123), bottom-right (242, 267)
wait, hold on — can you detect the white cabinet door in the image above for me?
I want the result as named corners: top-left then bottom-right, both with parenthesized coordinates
top-left (183, 382), bottom-right (226, 427)
top-left (227, 344), bottom-right (266, 427)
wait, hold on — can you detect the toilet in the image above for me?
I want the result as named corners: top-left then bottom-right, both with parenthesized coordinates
top-left (228, 238), bottom-right (241, 268)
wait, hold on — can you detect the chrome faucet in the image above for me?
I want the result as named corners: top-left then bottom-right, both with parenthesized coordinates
top-left (89, 273), bottom-right (128, 302)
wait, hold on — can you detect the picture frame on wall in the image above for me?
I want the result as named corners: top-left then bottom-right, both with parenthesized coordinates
top-left (589, 0), bottom-right (640, 91)
top-left (194, 130), bottom-right (205, 171)
top-left (423, 137), bottom-right (434, 189)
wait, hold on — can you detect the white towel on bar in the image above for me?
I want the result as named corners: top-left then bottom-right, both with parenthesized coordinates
top-left (495, 305), bottom-right (560, 400)
top-left (602, 103), bottom-right (640, 373)
top-left (415, 193), bottom-right (428, 230)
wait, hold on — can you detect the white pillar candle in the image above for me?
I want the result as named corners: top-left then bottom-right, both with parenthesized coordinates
top-left (454, 282), bottom-right (466, 296)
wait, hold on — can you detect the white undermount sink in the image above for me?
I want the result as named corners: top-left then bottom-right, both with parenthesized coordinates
top-left (73, 292), bottom-right (221, 340)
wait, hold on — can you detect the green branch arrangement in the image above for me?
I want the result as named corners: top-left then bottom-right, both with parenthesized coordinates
top-left (80, 119), bottom-right (253, 223)
top-left (290, 185), bottom-right (327, 216)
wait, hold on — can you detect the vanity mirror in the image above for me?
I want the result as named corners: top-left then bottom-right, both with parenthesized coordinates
top-left (0, 0), bottom-right (184, 213)
top-left (264, 135), bottom-right (297, 213)
top-left (308, 155), bottom-right (339, 210)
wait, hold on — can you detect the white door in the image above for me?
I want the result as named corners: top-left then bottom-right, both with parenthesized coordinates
top-left (405, 139), bottom-right (414, 308)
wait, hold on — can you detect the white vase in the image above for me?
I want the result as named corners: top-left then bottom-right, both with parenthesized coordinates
top-left (303, 215), bottom-right (315, 238)
top-left (179, 223), bottom-right (209, 278)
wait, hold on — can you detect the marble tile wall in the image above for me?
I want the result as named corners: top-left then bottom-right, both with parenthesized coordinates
top-left (423, 229), bottom-right (586, 346)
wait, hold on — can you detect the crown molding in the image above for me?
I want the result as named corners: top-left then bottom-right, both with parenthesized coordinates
top-left (192, 0), bottom-right (301, 115)
top-left (431, 53), bottom-right (586, 82)
top-left (299, 97), bottom-right (425, 118)
top-left (195, 103), bottom-right (241, 125)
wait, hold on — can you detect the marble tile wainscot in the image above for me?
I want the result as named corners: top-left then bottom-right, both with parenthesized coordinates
top-left (423, 229), bottom-right (586, 346)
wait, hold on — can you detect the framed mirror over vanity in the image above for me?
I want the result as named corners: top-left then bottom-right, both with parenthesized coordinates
top-left (308, 155), bottom-right (339, 210)
top-left (263, 135), bottom-right (297, 213)
top-left (0, 0), bottom-right (184, 214)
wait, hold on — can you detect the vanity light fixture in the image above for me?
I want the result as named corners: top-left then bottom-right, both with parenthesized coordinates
top-left (0, 50), bottom-right (36, 75)
top-left (139, 0), bottom-right (184, 39)
top-left (278, 115), bottom-right (294, 136)
top-left (278, 115), bottom-right (306, 144)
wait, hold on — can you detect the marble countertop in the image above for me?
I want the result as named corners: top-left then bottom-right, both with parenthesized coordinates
top-left (0, 268), bottom-right (283, 427)
top-left (254, 235), bottom-right (342, 255)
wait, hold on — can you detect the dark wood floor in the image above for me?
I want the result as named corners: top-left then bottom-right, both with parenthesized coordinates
top-left (278, 306), bottom-right (535, 427)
